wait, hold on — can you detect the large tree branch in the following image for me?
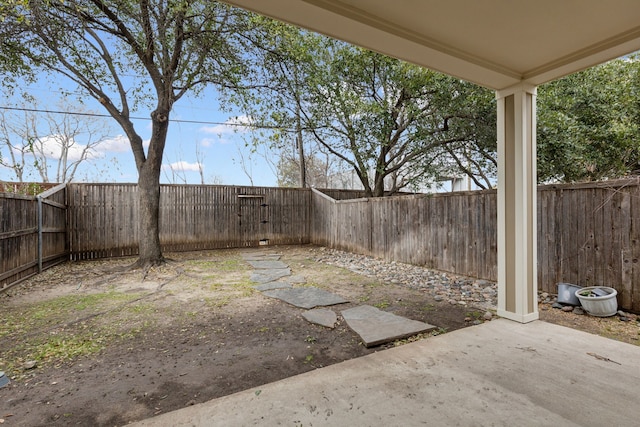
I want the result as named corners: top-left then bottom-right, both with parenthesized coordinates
top-left (79, 0), bottom-right (145, 58)
top-left (443, 143), bottom-right (491, 189)
top-left (84, 26), bottom-right (130, 117)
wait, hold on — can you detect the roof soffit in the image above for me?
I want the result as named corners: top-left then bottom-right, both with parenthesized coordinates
top-left (223, 0), bottom-right (640, 89)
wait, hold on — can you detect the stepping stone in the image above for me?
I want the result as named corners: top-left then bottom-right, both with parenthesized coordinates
top-left (241, 253), bottom-right (282, 261)
top-left (262, 287), bottom-right (348, 309)
top-left (303, 309), bottom-right (338, 328)
top-left (286, 275), bottom-right (306, 284)
top-left (250, 268), bottom-right (291, 283)
top-left (247, 260), bottom-right (289, 270)
top-left (253, 281), bottom-right (293, 291)
top-left (342, 305), bottom-right (436, 348)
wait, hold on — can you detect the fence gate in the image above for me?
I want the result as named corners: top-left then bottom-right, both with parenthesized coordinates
top-left (237, 194), bottom-right (269, 246)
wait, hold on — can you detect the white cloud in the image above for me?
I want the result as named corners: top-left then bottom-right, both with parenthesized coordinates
top-left (162, 160), bottom-right (201, 172)
top-left (200, 137), bottom-right (215, 147)
top-left (199, 123), bottom-right (232, 135)
top-left (97, 135), bottom-right (150, 153)
top-left (35, 134), bottom-right (100, 162)
top-left (99, 135), bottom-right (130, 153)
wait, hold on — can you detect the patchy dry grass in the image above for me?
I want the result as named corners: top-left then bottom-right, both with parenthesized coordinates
top-left (0, 256), bottom-right (259, 380)
top-left (0, 292), bottom-right (157, 377)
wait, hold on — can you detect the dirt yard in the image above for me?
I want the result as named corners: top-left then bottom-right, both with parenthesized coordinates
top-left (2, 245), bottom-right (638, 426)
top-left (0, 245), bottom-right (476, 426)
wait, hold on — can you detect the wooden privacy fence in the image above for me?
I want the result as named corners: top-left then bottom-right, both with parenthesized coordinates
top-left (67, 183), bottom-right (311, 260)
top-left (312, 179), bottom-right (640, 312)
top-left (0, 184), bottom-right (68, 291)
top-left (2, 180), bottom-right (638, 311)
top-left (538, 179), bottom-right (640, 312)
top-left (311, 188), bottom-right (498, 282)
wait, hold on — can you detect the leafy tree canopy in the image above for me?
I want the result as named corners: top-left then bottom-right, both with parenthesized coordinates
top-left (538, 56), bottom-right (640, 182)
top-left (225, 22), bottom-right (496, 196)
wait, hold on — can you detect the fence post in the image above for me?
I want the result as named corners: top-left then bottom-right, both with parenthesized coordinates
top-left (37, 195), bottom-right (43, 273)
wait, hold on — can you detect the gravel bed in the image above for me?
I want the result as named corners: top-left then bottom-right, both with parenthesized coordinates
top-left (314, 247), bottom-right (498, 311)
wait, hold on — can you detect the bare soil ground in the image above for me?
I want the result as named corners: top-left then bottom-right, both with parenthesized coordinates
top-left (539, 302), bottom-right (640, 345)
top-left (2, 245), bottom-right (638, 426)
top-left (0, 245), bottom-right (474, 426)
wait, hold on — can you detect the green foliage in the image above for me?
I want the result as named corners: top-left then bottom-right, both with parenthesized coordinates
top-left (538, 56), bottom-right (640, 182)
top-left (0, 0), bottom-right (34, 87)
top-left (373, 300), bottom-right (390, 309)
top-left (0, 182), bottom-right (46, 195)
top-left (223, 22), bottom-right (496, 195)
top-left (228, 18), bottom-right (640, 188)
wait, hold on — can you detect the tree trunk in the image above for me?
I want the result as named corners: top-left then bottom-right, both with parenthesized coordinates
top-left (373, 180), bottom-right (385, 197)
top-left (137, 163), bottom-right (163, 266)
top-left (133, 107), bottom-right (170, 267)
top-left (373, 169), bottom-right (386, 197)
top-left (373, 145), bottom-right (389, 197)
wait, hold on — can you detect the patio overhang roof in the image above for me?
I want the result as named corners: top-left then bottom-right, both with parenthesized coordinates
top-left (222, 0), bottom-right (640, 90)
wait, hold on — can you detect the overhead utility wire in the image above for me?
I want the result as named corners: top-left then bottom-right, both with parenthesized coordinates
top-left (0, 105), bottom-right (289, 130)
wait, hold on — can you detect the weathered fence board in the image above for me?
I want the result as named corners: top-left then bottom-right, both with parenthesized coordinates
top-left (3, 180), bottom-right (639, 311)
top-left (0, 184), bottom-right (68, 291)
top-left (0, 193), bottom-right (37, 289)
top-left (538, 179), bottom-right (640, 311)
top-left (68, 184), bottom-right (311, 260)
top-left (311, 188), bottom-right (499, 282)
top-left (312, 179), bottom-right (640, 312)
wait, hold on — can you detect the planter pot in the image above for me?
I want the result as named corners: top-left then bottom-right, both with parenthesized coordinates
top-left (557, 283), bottom-right (582, 305)
top-left (575, 286), bottom-right (618, 317)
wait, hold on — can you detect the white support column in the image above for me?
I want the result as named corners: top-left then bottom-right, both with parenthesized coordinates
top-left (496, 83), bottom-right (539, 323)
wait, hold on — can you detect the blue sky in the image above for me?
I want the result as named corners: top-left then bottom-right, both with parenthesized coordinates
top-left (0, 78), bottom-right (279, 187)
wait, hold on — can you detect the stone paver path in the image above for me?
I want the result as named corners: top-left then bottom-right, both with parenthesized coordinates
top-left (252, 281), bottom-right (293, 292)
top-left (241, 253), bottom-right (283, 261)
top-left (250, 269), bottom-right (291, 283)
top-left (243, 250), bottom-right (433, 346)
top-left (247, 260), bottom-right (289, 270)
top-left (302, 309), bottom-right (338, 328)
top-left (262, 287), bottom-right (348, 309)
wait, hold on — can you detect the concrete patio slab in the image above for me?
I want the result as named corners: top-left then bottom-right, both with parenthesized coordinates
top-left (302, 308), bottom-right (338, 328)
top-left (129, 319), bottom-right (640, 427)
top-left (249, 269), bottom-right (291, 283)
top-left (247, 260), bottom-right (289, 270)
top-left (342, 305), bottom-right (436, 347)
top-left (262, 287), bottom-right (348, 309)
top-left (252, 281), bottom-right (293, 292)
